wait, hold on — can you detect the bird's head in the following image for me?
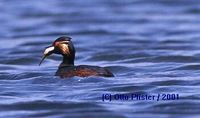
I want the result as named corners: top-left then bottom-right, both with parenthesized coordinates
top-left (39, 36), bottom-right (75, 66)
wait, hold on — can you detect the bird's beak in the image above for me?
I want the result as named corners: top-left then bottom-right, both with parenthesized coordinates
top-left (39, 55), bottom-right (47, 66)
top-left (39, 46), bottom-right (54, 66)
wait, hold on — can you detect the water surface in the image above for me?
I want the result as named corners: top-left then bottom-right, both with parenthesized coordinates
top-left (1, 0), bottom-right (200, 118)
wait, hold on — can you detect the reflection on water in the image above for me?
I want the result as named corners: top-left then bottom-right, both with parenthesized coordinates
top-left (1, 0), bottom-right (200, 118)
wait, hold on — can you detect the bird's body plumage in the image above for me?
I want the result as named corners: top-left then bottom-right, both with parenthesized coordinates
top-left (56, 65), bottom-right (114, 78)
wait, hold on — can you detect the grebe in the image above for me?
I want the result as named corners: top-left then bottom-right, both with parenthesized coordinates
top-left (39, 37), bottom-right (114, 78)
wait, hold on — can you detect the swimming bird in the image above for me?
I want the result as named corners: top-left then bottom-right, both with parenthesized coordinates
top-left (39, 37), bottom-right (114, 78)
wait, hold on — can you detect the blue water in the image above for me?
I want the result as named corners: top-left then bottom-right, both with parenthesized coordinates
top-left (1, 0), bottom-right (200, 118)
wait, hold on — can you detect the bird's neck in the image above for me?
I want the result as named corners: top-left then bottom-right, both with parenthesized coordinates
top-left (59, 55), bottom-right (74, 67)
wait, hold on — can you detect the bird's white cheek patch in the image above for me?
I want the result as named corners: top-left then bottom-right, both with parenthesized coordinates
top-left (44, 46), bottom-right (54, 55)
